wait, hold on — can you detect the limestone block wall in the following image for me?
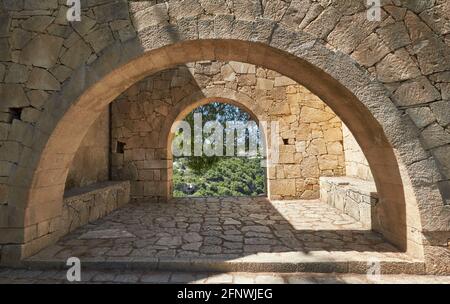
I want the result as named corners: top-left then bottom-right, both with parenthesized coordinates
top-left (342, 124), bottom-right (374, 181)
top-left (110, 61), bottom-right (346, 201)
top-left (60, 181), bottom-right (130, 236)
top-left (320, 176), bottom-right (379, 229)
top-left (65, 108), bottom-right (110, 190)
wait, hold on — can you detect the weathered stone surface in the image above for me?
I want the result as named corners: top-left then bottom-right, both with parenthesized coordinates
top-left (0, 64), bottom-right (5, 81)
top-left (79, 229), bottom-right (134, 239)
top-left (0, 84), bottom-right (29, 108)
top-left (377, 21), bottom-right (411, 50)
top-left (280, 0), bottom-right (311, 28)
top-left (61, 182), bottom-right (131, 235)
top-left (3, 0), bottom-right (24, 11)
top-left (270, 179), bottom-right (296, 196)
top-left (229, 61), bottom-right (255, 74)
top-left (60, 39), bottom-right (92, 69)
top-left (256, 78), bottom-right (274, 90)
top-left (419, 3), bottom-right (450, 35)
top-left (384, 5), bottom-right (407, 21)
top-left (93, 1), bottom-right (129, 23)
top-left (50, 65), bottom-right (73, 83)
top-left (24, 0), bottom-right (57, 10)
top-left (199, 0), bottom-right (229, 15)
top-left (21, 107), bottom-right (41, 123)
top-left (421, 123), bottom-right (450, 149)
top-left (438, 83), bottom-right (450, 100)
top-left (393, 77), bottom-right (441, 106)
top-left (20, 34), bottom-right (63, 68)
top-left (351, 33), bottom-right (390, 67)
top-left (432, 145), bottom-right (450, 177)
top-left (403, 0), bottom-right (434, 14)
top-left (327, 11), bottom-right (380, 54)
top-left (405, 107), bottom-right (436, 129)
top-left (300, 107), bottom-right (334, 123)
top-left (304, 7), bottom-right (341, 39)
top-left (0, 14), bottom-right (11, 38)
top-left (85, 27), bottom-right (114, 53)
top-left (26, 68), bottom-right (60, 90)
top-left (376, 49), bottom-right (421, 83)
top-left (5, 63), bottom-right (29, 84)
top-left (430, 71), bottom-right (450, 83)
top-left (71, 16), bottom-right (96, 36)
top-left (10, 28), bottom-right (32, 49)
top-left (300, 156), bottom-right (319, 178)
top-left (133, 3), bottom-right (169, 31)
top-left (183, 232), bottom-right (202, 243)
top-left (274, 76), bottom-right (296, 87)
top-left (0, 39), bottom-right (11, 61)
top-left (430, 100), bottom-right (450, 126)
top-left (405, 11), bottom-right (450, 75)
top-left (21, 16), bottom-right (54, 32)
top-left (157, 236), bottom-right (182, 246)
top-left (233, 0), bottom-right (262, 20)
top-left (26, 90), bottom-right (48, 109)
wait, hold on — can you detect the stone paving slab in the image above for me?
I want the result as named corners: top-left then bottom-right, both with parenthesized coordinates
top-left (26, 198), bottom-right (422, 274)
top-left (0, 268), bottom-right (449, 284)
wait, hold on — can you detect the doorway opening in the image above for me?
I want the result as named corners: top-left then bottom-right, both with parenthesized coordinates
top-left (172, 102), bottom-right (267, 198)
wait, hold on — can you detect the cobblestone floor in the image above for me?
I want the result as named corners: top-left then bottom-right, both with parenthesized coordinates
top-left (0, 268), bottom-right (449, 284)
top-left (32, 197), bottom-right (401, 261)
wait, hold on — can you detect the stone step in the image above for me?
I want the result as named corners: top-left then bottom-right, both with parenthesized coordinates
top-left (24, 252), bottom-right (425, 275)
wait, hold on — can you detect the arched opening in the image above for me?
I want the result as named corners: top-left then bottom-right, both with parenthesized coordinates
top-left (169, 101), bottom-right (267, 198)
top-left (12, 39), bottom-right (428, 267)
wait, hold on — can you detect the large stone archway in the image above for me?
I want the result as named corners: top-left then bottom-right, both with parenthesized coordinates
top-left (0, 1), bottom-right (449, 274)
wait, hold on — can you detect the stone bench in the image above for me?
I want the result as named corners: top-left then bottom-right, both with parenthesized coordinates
top-left (61, 181), bottom-right (130, 236)
top-left (319, 177), bottom-right (378, 229)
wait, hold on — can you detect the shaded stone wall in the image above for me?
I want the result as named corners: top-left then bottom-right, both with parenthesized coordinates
top-left (65, 108), bottom-right (110, 190)
top-left (342, 124), bottom-right (373, 181)
top-left (110, 61), bottom-right (345, 201)
top-left (61, 181), bottom-right (130, 236)
top-left (320, 176), bottom-right (378, 229)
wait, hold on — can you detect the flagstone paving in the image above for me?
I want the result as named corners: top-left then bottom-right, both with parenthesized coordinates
top-left (30, 197), bottom-right (403, 262)
top-left (0, 268), bottom-right (449, 284)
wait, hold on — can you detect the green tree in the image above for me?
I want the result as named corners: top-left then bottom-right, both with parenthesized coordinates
top-left (172, 102), bottom-right (266, 198)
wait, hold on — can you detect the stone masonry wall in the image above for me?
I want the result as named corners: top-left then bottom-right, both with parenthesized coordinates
top-left (61, 181), bottom-right (130, 236)
top-left (110, 61), bottom-right (346, 201)
top-left (320, 176), bottom-right (378, 229)
top-left (342, 124), bottom-right (374, 181)
top-left (65, 108), bottom-right (110, 190)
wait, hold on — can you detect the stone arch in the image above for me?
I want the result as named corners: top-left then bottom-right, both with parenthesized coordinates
top-left (3, 22), bottom-right (448, 269)
top-left (163, 90), bottom-right (268, 200)
top-left (162, 87), bottom-right (266, 149)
